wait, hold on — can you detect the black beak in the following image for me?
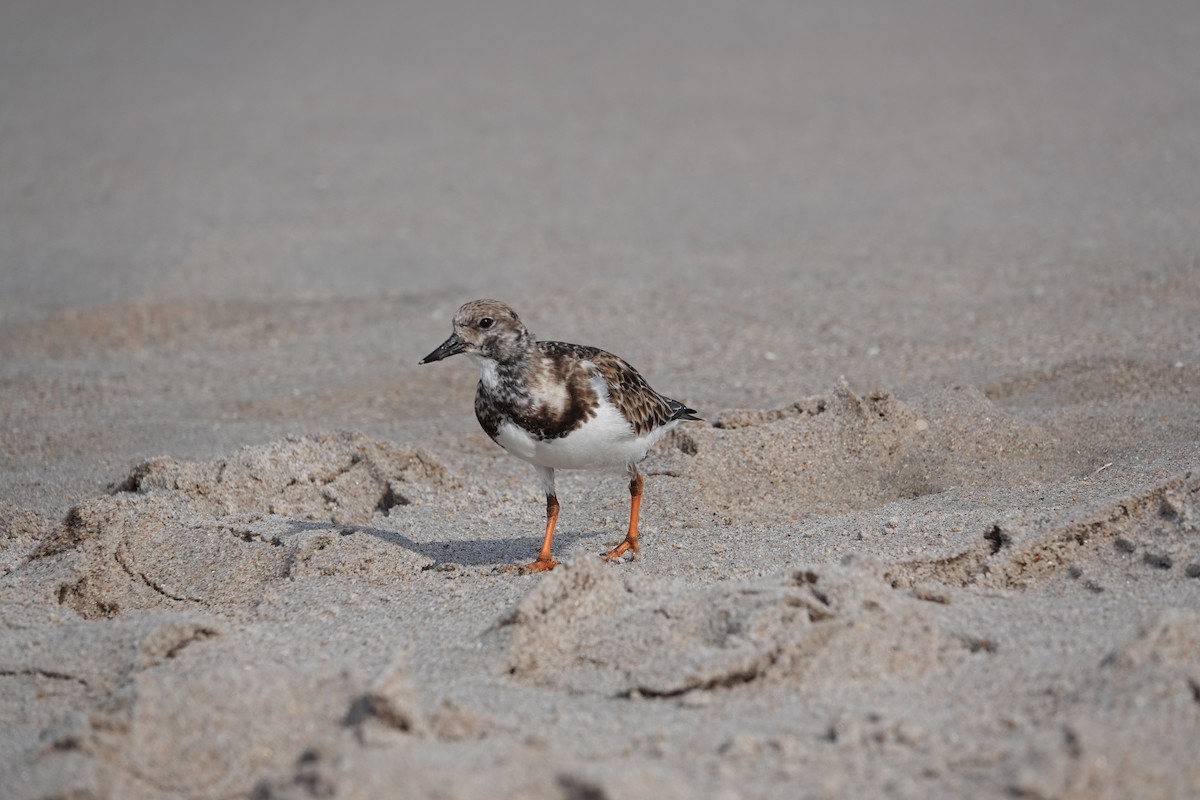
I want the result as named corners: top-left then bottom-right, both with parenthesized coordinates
top-left (420, 332), bottom-right (468, 364)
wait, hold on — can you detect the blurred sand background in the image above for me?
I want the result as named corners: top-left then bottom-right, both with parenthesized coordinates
top-left (2, 1), bottom-right (1199, 797)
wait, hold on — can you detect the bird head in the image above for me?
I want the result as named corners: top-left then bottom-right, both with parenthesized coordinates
top-left (420, 299), bottom-right (533, 366)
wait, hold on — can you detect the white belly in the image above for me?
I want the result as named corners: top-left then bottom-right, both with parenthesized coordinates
top-left (493, 401), bottom-right (677, 470)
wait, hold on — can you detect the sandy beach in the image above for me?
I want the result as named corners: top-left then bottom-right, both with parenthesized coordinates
top-left (2, 1), bottom-right (1199, 797)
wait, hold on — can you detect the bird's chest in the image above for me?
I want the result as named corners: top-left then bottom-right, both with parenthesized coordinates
top-left (492, 400), bottom-right (647, 470)
top-left (473, 363), bottom-right (600, 443)
top-left (473, 373), bottom-right (642, 470)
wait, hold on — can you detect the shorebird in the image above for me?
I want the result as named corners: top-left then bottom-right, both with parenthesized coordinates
top-left (420, 299), bottom-right (700, 571)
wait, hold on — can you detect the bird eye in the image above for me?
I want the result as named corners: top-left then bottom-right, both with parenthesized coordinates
top-left (479, 317), bottom-right (494, 330)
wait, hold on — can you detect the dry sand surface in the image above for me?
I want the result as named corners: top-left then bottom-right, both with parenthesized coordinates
top-left (3, 1), bottom-right (1200, 798)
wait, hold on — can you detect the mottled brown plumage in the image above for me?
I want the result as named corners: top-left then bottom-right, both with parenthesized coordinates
top-left (420, 299), bottom-right (701, 571)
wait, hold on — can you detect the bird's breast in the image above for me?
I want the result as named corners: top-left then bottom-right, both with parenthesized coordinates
top-left (491, 401), bottom-right (667, 470)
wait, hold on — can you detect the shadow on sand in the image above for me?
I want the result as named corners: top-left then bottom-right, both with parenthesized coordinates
top-left (281, 520), bottom-right (610, 569)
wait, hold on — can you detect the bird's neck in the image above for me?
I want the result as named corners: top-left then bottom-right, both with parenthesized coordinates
top-left (470, 353), bottom-right (528, 389)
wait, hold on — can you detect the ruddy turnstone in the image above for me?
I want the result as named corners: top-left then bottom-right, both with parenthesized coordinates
top-left (420, 299), bottom-right (700, 571)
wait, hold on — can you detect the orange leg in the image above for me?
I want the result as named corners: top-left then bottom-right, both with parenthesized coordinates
top-left (603, 472), bottom-right (644, 561)
top-left (505, 494), bottom-right (560, 572)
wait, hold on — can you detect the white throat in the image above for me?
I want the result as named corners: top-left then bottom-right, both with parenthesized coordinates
top-left (467, 353), bottom-right (501, 389)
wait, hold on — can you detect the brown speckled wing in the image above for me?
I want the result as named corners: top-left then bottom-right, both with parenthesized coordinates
top-left (582, 348), bottom-right (699, 436)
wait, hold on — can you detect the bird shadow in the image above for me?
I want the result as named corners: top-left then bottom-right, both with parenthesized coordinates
top-left (280, 519), bottom-right (610, 569)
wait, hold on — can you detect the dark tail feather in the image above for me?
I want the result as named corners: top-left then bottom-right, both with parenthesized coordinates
top-left (667, 398), bottom-right (702, 422)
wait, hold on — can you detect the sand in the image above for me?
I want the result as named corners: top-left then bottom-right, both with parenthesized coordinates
top-left (2, 1), bottom-right (1200, 798)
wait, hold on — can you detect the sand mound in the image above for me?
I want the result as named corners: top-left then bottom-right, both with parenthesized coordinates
top-left (886, 469), bottom-right (1200, 591)
top-left (0, 501), bottom-right (53, 574)
top-left (493, 556), bottom-right (984, 697)
top-left (252, 739), bottom-right (705, 800)
top-left (1, 432), bottom-right (451, 618)
top-left (0, 607), bottom-right (370, 800)
top-left (0, 596), bottom-right (512, 800)
top-left (1001, 608), bottom-right (1200, 799)
top-left (662, 380), bottom-right (1081, 527)
top-left (103, 429), bottom-right (451, 522)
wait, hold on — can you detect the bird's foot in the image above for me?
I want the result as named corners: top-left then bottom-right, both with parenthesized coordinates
top-left (602, 538), bottom-right (638, 563)
top-left (500, 557), bottom-right (559, 574)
